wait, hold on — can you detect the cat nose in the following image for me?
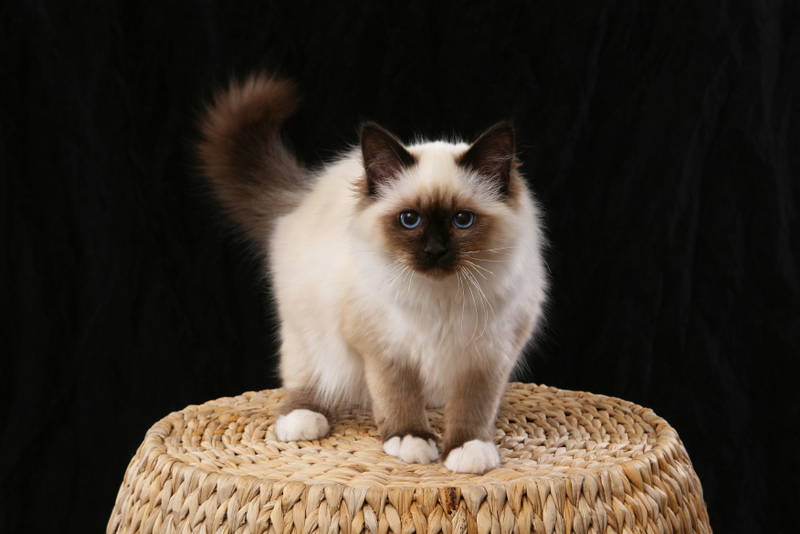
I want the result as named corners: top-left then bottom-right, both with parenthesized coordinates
top-left (424, 242), bottom-right (447, 261)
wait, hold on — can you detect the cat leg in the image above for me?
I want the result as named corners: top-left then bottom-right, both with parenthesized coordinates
top-left (441, 368), bottom-right (507, 474)
top-left (275, 387), bottom-right (331, 442)
top-left (364, 359), bottom-right (439, 464)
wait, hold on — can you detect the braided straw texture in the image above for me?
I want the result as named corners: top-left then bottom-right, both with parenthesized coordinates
top-left (107, 383), bottom-right (711, 534)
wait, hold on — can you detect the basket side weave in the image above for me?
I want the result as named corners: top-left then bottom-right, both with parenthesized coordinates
top-left (107, 383), bottom-right (712, 534)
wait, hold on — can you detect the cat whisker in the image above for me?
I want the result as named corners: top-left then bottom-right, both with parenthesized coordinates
top-left (393, 269), bottom-right (401, 305)
top-left (384, 261), bottom-right (406, 284)
top-left (466, 265), bottom-right (497, 326)
top-left (462, 247), bottom-right (518, 255)
top-left (405, 269), bottom-right (415, 297)
top-left (394, 265), bottom-right (414, 306)
top-left (464, 268), bottom-right (496, 341)
top-left (461, 266), bottom-right (494, 341)
top-left (462, 253), bottom-right (514, 262)
top-left (461, 249), bottom-right (515, 266)
top-left (463, 261), bottom-right (488, 281)
top-left (357, 248), bottom-right (406, 255)
top-left (466, 258), bottom-right (510, 263)
top-left (458, 266), bottom-right (480, 344)
top-left (463, 259), bottom-right (496, 280)
top-left (388, 266), bottom-right (413, 304)
top-left (456, 270), bottom-right (466, 337)
top-left (365, 259), bottom-right (402, 275)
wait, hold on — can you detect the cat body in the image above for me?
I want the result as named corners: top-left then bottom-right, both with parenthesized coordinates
top-left (273, 144), bottom-right (542, 401)
top-left (199, 74), bottom-right (547, 473)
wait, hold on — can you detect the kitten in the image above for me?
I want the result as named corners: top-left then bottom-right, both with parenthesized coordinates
top-left (198, 73), bottom-right (548, 474)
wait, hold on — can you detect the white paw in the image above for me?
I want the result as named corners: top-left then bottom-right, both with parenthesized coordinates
top-left (275, 409), bottom-right (330, 441)
top-left (444, 440), bottom-right (500, 474)
top-left (383, 435), bottom-right (439, 464)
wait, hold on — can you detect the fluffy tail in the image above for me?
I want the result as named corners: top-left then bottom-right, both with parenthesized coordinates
top-left (197, 73), bottom-right (307, 249)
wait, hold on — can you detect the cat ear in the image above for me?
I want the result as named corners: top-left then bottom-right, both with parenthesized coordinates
top-left (361, 122), bottom-right (417, 196)
top-left (458, 122), bottom-right (516, 196)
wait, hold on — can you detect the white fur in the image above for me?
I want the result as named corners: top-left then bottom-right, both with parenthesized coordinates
top-left (444, 439), bottom-right (501, 474)
top-left (275, 409), bottom-right (330, 441)
top-left (270, 141), bottom-right (547, 408)
top-left (383, 435), bottom-right (439, 464)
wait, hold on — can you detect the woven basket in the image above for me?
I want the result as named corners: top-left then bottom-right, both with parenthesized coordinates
top-left (107, 383), bottom-right (711, 534)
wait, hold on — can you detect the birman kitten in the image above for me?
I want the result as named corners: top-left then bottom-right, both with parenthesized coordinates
top-left (198, 74), bottom-right (548, 473)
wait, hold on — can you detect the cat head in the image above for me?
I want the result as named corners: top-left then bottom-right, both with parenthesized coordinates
top-left (357, 122), bottom-right (527, 280)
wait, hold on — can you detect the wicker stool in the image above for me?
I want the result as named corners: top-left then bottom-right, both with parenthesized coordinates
top-left (107, 383), bottom-right (711, 534)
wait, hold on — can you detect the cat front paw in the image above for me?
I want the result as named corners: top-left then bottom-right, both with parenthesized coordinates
top-left (444, 440), bottom-right (500, 474)
top-left (275, 409), bottom-right (330, 441)
top-left (383, 435), bottom-right (439, 464)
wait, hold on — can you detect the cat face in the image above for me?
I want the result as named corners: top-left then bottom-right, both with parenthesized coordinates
top-left (359, 122), bottom-right (521, 280)
top-left (380, 189), bottom-right (494, 278)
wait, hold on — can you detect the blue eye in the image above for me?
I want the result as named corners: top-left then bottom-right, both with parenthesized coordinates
top-left (399, 210), bottom-right (421, 229)
top-left (453, 211), bottom-right (474, 229)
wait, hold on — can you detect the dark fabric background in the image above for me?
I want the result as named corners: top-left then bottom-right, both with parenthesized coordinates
top-left (3, 1), bottom-right (798, 533)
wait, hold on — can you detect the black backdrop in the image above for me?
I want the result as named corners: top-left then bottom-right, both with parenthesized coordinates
top-left (3, 2), bottom-right (798, 533)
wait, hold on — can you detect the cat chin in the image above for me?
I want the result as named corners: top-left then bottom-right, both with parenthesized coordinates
top-left (413, 265), bottom-right (458, 280)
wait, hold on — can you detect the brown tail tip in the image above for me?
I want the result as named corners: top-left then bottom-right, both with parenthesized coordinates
top-left (199, 73), bottom-right (299, 157)
top-left (225, 73), bottom-right (299, 126)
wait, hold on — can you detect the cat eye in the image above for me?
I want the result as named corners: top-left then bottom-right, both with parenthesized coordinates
top-left (452, 211), bottom-right (474, 229)
top-left (399, 210), bottom-right (422, 229)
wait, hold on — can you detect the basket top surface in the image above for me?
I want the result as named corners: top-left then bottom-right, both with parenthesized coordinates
top-left (142, 383), bottom-right (678, 489)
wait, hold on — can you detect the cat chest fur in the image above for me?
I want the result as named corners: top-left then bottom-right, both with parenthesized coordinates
top-left (339, 281), bottom-right (525, 408)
